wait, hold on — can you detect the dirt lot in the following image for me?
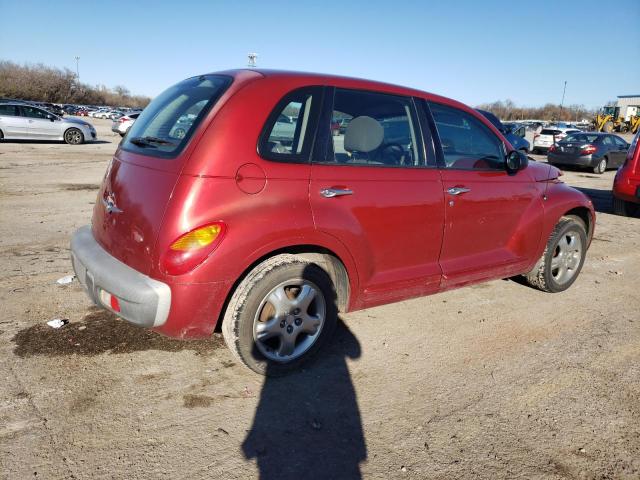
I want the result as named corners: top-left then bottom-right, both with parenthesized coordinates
top-left (1, 119), bottom-right (639, 479)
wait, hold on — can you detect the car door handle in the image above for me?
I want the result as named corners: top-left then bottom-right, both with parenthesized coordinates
top-left (320, 188), bottom-right (353, 198)
top-left (447, 187), bottom-right (471, 195)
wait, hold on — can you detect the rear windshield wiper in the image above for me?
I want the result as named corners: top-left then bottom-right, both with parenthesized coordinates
top-left (129, 136), bottom-right (175, 148)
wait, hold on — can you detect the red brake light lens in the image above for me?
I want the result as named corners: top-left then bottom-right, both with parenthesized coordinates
top-left (581, 144), bottom-right (597, 155)
top-left (548, 145), bottom-right (556, 152)
top-left (161, 222), bottom-right (226, 275)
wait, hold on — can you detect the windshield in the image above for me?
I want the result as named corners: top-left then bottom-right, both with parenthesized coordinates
top-left (122, 75), bottom-right (231, 159)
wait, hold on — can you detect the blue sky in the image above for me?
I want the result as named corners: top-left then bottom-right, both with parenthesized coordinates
top-left (1, 0), bottom-right (638, 108)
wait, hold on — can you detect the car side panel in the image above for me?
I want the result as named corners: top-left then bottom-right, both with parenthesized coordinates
top-left (0, 113), bottom-right (29, 138)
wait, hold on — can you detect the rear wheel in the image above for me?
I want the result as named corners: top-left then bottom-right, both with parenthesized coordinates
top-left (64, 128), bottom-right (84, 145)
top-left (593, 157), bottom-right (607, 174)
top-left (523, 216), bottom-right (587, 293)
top-left (222, 254), bottom-right (338, 376)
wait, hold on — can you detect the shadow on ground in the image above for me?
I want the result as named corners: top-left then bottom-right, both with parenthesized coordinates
top-left (574, 187), bottom-right (613, 214)
top-left (12, 309), bottom-right (224, 357)
top-left (243, 320), bottom-right (367, 480)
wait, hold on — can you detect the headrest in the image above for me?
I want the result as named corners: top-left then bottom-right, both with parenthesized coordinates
top-left (344, 116), bottom-right (384, 153)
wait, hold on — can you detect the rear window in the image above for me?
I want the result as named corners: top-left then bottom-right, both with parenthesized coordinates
top-left (562, 133), bottom-right (599, 143)
top-left (122, 75), bottom-right (231, 159)
top-left (540, 129), bottom-right (561, 135)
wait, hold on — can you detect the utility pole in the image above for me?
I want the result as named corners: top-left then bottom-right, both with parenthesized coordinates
top-left (560, 80), bottom-right (567, 119)
top-left (74, 56), bottom-right (80, 83)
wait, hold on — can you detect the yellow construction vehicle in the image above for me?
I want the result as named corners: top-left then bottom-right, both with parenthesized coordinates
top-left (619, 115), bottom-right (640, 134)
top-left (593, 105), bottom-right (640, 133)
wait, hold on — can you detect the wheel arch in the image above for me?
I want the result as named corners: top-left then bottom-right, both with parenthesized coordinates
top-left (215, 244), bottom-right (352, 332)
top-left (563, 206), bottom-right (594, 246)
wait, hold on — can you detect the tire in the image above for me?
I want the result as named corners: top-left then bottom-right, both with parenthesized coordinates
top-left (222, 254), bottom-right (338, 376)
top-left (612, 196), bottom-right (639, 217)
top-left (593, 157), bottom-right (607, 174)
top-left (532, 148), bottom-right (539, 154)
top-left (523, 216), bottom-right (588, 293)
top-left (64, 128), bottom-right (84, 145)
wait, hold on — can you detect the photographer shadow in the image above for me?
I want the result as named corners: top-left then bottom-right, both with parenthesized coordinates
top-left (242, 319), bottom-right (366, 480)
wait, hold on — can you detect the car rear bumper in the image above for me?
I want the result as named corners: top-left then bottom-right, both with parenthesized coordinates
top-left (547, 152), bottom-right (594, 167)
top-left (70, 225), bottom-right (171, 328)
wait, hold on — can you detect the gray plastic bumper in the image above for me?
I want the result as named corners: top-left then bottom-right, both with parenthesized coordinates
top-left (70, 226), bottom-right (171, 327)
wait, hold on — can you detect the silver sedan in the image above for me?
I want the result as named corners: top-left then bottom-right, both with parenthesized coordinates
top-left (0, 102), bottom-right (97, 144)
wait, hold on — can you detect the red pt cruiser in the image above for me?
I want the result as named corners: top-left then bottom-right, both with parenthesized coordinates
top-left (613, 129), bottom-right (640, 216)
top-left (71, 70), bottom-right (595, 375)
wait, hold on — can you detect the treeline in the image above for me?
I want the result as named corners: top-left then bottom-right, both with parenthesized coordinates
top-left (0, 60), bottom-right (151, 108)
top-left (476, 99), bottom-right (595, 122)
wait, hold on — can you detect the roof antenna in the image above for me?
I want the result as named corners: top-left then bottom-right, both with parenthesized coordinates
top-left (247, 53), bottom-right (258, 68)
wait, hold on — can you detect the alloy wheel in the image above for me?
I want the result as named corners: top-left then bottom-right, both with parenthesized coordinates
top-left (253, 279), bottom-right (326, 362)
top-left (550, 232), bottom-right (583, 285)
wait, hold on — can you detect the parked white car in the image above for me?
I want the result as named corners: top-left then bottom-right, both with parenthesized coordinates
top-left (532, 127), bottom-right (580, 153)
top-left (94, 109), bottom-right (118, 119)
top-left (0, 102), bottom-right (96, 144)
top-left (111, 113), bottom-right (140, 136)
top-left (90, 108), bottom-right (108, 118)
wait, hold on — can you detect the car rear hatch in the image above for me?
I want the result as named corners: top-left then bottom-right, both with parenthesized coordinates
top-left (90, 74), bottom-right (234, 276)
top-left (537, 129), bottom-right (561, 144)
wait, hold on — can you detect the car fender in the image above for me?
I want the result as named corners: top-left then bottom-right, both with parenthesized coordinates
top-left (530, 181), bottom-right (595, 269)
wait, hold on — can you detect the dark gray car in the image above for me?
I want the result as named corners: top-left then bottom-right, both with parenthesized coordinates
top-left (547, 132), bottom-right (629, 174)
top-left (476, 109), bottom-right (530, 153)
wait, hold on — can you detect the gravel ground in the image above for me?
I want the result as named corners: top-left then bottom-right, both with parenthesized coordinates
top-left (1, 119), bottom-right (638, 479)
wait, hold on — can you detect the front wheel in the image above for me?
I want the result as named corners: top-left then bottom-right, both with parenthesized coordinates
top-left (64, 128), bottom-right (84, 145)
top-left (593, 157), bottom-right (607, 174)
top-left (222, 254), bottom-right (338, 376)
top-left (523, 216), bottom-right (588, 293)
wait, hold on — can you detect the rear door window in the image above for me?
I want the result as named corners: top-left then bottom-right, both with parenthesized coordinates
top-left (315, 88), bottom-right (426, 167)
top-left (122, 75), bottom-right (231, 159)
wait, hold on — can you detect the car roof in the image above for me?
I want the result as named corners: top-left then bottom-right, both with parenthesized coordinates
top-left (210, 68), bottom-right (473, 113)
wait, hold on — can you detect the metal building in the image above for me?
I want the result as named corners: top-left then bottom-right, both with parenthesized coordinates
top-left (617, 95), bottom-right (640, 120)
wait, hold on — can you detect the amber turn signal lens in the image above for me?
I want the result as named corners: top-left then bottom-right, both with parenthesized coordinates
top-left (170, 224), bottom-right (222, 251)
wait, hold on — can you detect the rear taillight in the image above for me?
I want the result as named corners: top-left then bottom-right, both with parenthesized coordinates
top-left (119, 117), bottom-right (127, 123)
top-left (581, 144), bottom-right (597, 155)
top-left (548, 145), bottom-right (556, 152)
top-left (161, 222), bottom-right (226, 275)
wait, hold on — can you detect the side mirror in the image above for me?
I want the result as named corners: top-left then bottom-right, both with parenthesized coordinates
top-left (506, 150), bottom-right (528, 174)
